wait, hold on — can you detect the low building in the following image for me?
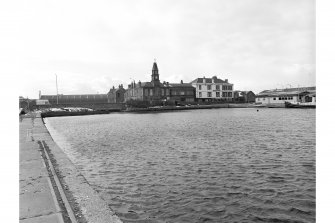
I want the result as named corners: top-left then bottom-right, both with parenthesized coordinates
top-left (40, 94), bottom-right (108, 105)
top-left (124, 61), bottom-right (195, 105)
top-left (233, 91), bottom-right (256, 103)
top-left (190, 76), bottom-right (234, 102)
top-left (107, 85), bottom-right (126, 103)
top-left (35, 99), bottom-right (50, 105)
top-left (255, 87), bottom-right (316, 107)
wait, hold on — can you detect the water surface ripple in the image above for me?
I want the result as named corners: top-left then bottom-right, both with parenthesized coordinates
top-left (45, 108), bottom-right (315, 222)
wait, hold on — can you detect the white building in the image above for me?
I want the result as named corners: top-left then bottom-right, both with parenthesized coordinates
top-left (190, 76), bottom-right (234, 102)
top-left (255, 87), bottom-right (316, 107)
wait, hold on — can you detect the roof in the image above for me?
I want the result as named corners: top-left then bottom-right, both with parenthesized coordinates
top-left (256, 90), bottom-right (316, 97)
top-left (128, 81), bottom-right (195, 89)
top-left (234, 90), bottom-right (254, 94)
top-left (259, 87), bottom-right (316, 94)
top-left (40, 94), bottom-right (108, 99)
top-left (152, 62), bottom-right (158, 71)
top-left (190, 77), bottom-right (231, 84)
top-left (169, 83), bottom-right (194, 88)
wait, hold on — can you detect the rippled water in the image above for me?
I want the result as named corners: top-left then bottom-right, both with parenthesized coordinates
top-left (45, 108), bottom-right (315, 222)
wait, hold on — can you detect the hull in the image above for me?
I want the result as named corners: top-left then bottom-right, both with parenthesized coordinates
top-left (285, 102), bottom-right (316, 108)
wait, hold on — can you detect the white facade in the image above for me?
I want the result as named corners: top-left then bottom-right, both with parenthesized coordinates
top-left (255, 88), bottom-right (316, 107)
top-left (191, 76), bottom-right (234, 101)
top-left (256, 95), bottom-right (299, 105)
top-left (35, 99), bottom-right (50, 105)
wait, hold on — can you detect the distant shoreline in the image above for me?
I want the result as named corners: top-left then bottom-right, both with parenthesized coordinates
top-left (39, 103), bottom-right (263, 117)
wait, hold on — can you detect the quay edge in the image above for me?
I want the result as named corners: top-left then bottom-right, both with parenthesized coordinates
top-left (20, 113), bottom-right (123, 223)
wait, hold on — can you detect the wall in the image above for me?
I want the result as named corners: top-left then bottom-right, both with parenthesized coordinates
top-left (33, 103), bottom-right (125, 111)
top-left (256, 95), bottom-right (299, 104)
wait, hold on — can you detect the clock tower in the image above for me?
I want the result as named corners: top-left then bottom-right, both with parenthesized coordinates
top-left (151, 60), bottom-right (160, 83)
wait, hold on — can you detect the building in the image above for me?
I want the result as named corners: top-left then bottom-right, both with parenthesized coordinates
top-left (233, 91), bottom-right (256, 103)
top-left (255, 87), bottom-right (316, 107)
top-left (107, 85), bottom-right (126, 103)
top-left (40, 94), bottom-right (109, 105)
top-left (36, 99), bottom-right (50, 105)
top-left (190, 76), bottom-right (234, 102)
top-left (124, 61), bottom-right (195, 105)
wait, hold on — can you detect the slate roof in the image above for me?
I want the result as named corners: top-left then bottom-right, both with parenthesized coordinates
top-left (41, 94), bottom-right (108, 99)
top-left (259, 87), bottom-right (316, 94)
top-left (169, 83), bottom-right (194, 88)
top-left (190, 77), bottom-right (230, 84)
top-left (152, 62), bottom-right (158, 71)
top-left (256, 90), bottom-right (316, 97)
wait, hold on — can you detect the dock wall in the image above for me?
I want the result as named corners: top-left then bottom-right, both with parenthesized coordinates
top-left (23, 114), bottom-right (122, 223)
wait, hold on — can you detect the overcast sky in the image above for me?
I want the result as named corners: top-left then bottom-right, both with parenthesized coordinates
top-left (2, 0), bottom-right (315, 98)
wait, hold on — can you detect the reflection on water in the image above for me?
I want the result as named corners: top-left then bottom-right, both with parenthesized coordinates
top-left (45, 108), bottom-right (315, 223)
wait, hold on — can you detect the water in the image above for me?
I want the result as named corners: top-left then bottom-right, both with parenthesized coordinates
top-left (45, 108), bottom-right (315, 222)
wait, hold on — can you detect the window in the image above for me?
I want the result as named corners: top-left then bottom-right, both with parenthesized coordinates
top-left (223, 92), bottom-right (227, 97)
top-left (228, 92), bottom-right (232, 97)
top-left (199, 92), bottom-right (202, 97)
top-left (180, 91), bottom-right (185, 95)
top-left (162, 89), bottom-right (165, 96)
top-left (228, 86), bottom-right (232, 90)
top-left (216, 92), bottom-right (220, 97)
top-left (216, 85), bottom-right (220, 90)
top-left (207, 92), bottom-right (212, 97)
top-left (223, 86), bottom-right (227, 90)
top-left (199, 85), bottom-right (202, 90)
top-left (149, 89), bottom-right (153, 96)
top-left (263, 98), bottom-right (265, 101)
top-left (273, 98), bottom-right (276, 100)
top-left (166, 89), bottom-right (169, 96)
top-left (207, 85), bottom-right (211, 90)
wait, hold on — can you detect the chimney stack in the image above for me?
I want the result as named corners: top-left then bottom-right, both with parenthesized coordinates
top-left (181, 80), bottom-right (183, 84)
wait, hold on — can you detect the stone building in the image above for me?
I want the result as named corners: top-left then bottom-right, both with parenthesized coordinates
top-left (233, 91), bottom-right (256, 103)
top-left (107, 85), bottom-right (126, 103)
top-left (190, 76), bottom-right (234, 102)
top-left (124, 61), bottom-right (195, 105)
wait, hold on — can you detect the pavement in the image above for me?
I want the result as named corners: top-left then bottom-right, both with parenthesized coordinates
top-left (20, 113), bottom-right (64, 223)
top-left (19, 113), bottom-right (123, 223)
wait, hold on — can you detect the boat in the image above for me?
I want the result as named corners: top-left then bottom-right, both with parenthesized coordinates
top-left (285, 101), bottom-right (316, 108)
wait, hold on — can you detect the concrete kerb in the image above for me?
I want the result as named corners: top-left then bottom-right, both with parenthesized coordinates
top-left (33, 116), bottom-right (122, 223)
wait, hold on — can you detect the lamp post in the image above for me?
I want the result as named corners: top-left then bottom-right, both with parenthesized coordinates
top-left (55, 74), bottom-right (59, 104)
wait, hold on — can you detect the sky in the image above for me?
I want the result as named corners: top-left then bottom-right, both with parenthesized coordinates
top-left (1, 0), bottom-right (315, 98)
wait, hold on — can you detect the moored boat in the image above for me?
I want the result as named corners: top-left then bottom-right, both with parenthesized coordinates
top-left (285, 101), bottom-right (316, 108)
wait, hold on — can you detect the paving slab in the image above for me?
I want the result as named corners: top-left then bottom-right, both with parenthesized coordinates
top-left (19, 176), bottom-right (60, 219)
top-left (20, 213), bottom-right (63, 223)
top-left (20, 159), bottom-right (49, 181)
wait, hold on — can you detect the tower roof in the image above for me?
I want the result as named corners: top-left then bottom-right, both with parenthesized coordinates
top-left (152, 61), bottom-right (158, 71)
